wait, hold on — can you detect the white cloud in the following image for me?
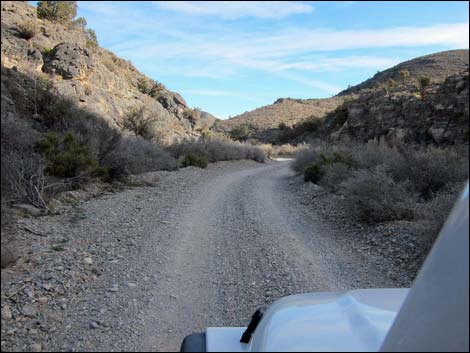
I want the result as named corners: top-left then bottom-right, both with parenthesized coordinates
top-left (79, 1), bottom-right (469, 95)
top-left (153, 1), bottom-right (314, 19)
top-left (113, 22), bottom-right (469, 65)
top-left (276, 56), bottom-right (401, 72)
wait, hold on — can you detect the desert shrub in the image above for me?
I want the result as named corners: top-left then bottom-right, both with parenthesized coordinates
top-left (37, 1), bottom-right (77, 24)
top-left (85, 28), bottom-right (98, 48)
top-left (332, 105), bottom-right (349, 128)
top-left (71, 16), bottom-right (86, 29)
top-left (277, 116), bottom-right (322, 143)
top-left (39, 93), bottom-right (76, 129)
top-left (1, 114), bottom-right (50, 207)
top-left (136, 78), bottom-right (150, 94)
top-left (413, 182), bottom-right (465, 250)
top-left (1, 115), bottom-right (40, 154)
top-left (122, 107), bottom-right (157, 140)
top-left (419, 76), bottom-right (431, 99)
top-left (300, 116), bottom-right (323, 132)
top-left (274, 144), bottom-right (305, 157)
top-left (169, 137), bottom-right (266, 164)
top-left (42, 47), bottom-right (54, 56)
top-left (258, 143), bottom-right (305, 159)
top-left (319, 162), bottom-right (354, 192)
top-left (103, 136), bottom-right (177, 178)
top-left (340, 167), bottom-right (416, 223)
top-left (297, 145), bottom-right (357, 184)
top-left (399, 69), bottom-right (410, 84)
top-left (390, 146), bottom-right (469, 199)
top-left (350, 142), bottom-right (406, 171)
top-left (1, 200), bottom-right (19, 269)
top-left (1, 151), bottom-right (51, 209)
top-left (258, 144), bottom-right (274, 159)
top-left (149, 81), bottom-right (166, 98)
top-left (339, 142), bottom-right (468, 199)
top-left (18, 21), bottom-right (37, 39)
top-left (229, 124), bottom-right (252, 142)
top-left (183, 109), bottom-right (200, 125)
top-left (304, 163), bottom-right (324, 183)
top-left (180, 153), bottom-right (209, 169)
top-left (37, 132), bottom-right (104, 179)
top-left (278, 122), bottom-right (288, 130)
top-left (291, 147), bottom-right (319, 174)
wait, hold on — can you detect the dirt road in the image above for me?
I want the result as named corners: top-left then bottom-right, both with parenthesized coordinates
top-left (2, 161), bottom-right (397, 352)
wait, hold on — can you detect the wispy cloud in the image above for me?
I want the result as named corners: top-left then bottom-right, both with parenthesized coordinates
top-left (77, 1), bottom-right (470, 112)
top-left (153, 1), bottom-right (314, 19)
top-left (109, 20), bottom-right (468, 90)
top-left (111, 21), bottom-right (469, 63)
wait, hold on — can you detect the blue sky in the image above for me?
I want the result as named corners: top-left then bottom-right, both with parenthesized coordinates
top-left (35, 1), bottom-right (469, 118)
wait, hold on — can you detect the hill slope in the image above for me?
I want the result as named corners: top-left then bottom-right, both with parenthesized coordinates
top-left (218, 96), bottom-right (345, 135)
top-left (220, 50), bottom-right (469, 145)
top-left (1, 1), bottom-right (206, 143)
top-left (339, 50), bottom-right (469, 96)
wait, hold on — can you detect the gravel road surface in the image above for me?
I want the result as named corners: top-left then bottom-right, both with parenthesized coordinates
top-left (1, 160), bottom-right (397, 352)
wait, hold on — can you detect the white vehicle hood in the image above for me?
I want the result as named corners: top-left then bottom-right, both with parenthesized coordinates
top-left (206, 288), bottom-right (409, 352)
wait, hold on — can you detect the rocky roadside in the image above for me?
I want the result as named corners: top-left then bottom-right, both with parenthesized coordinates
top-left (0, 161), bottom-right (259, 352)
top-left (1, 159), bottom-right (422, 352)
top-left (285, 174), bottom-right (425, 287)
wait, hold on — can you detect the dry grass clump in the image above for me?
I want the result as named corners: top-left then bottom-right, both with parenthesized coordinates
top-left (340, 167), bottom-right (416, 223)
top-left (292, 141), bottom-right (468, 235)
top-left (169, 137), bottom-right (266, 164)
top-left (258, 143), bottom-right (307, 159)
top-left (18, 20), bottom-right (37, 39)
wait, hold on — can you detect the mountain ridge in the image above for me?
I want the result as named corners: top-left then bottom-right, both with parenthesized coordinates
top-left (219, 49), bottom-right (469, 145)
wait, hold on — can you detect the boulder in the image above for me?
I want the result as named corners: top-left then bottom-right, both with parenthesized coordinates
top-left (43, 43), bottom-right (94, 80)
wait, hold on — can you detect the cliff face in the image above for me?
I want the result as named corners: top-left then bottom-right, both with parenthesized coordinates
top-left (320, 71), bottom-right (469, 145)
top-left (1, 1), bottom-right (208, 144)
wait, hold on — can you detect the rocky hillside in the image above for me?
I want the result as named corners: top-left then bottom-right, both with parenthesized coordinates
top-left (320, 70), bottom-right (469, 145)
top-left (339, 50), bottom-right (469, 96)
top-left (1, 1), bottom-right (209, 144)
top-left (218, 96), bottom-right (345, 139)
top-left (220, 50), bottom-right (469, 145)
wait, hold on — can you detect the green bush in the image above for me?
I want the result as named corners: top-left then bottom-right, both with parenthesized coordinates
top-left (277, 115), bottom-right (322, 143)
top-left (85, 28), bottom-right (98, 48)
top-left (37, 132), bottom-right (105, 179)
top-left (229, 124), bottom-right (252, 142)
top-left (304, 163), bottom-right (324, 183)
top-left (37, 1), bottom-right (77, 24)
top-left (18, 21), bottom-right (37, 39)
top-left (332, 105), bottom-right (349, 128)
top-left (303, 148), bottom-right (357, 184)
top-left (42, 47), bottom-right (54, 56)
top-left (180, 153), bottom-right (209, 169)
top-left (72, 16), bottom-right (87, 29)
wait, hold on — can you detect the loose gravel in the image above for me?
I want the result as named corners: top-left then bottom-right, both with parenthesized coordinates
top-left (1, 160), bottom-right (403, 352)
